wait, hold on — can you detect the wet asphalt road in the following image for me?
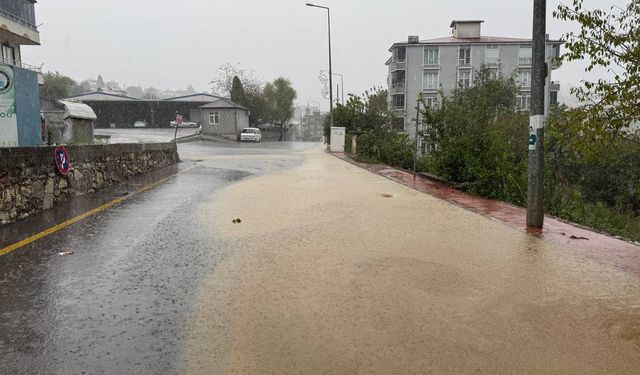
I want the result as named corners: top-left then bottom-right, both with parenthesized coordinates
top-left (0, 140), bottom-right (314, 374)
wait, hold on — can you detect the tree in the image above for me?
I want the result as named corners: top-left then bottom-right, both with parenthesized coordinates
top-left (126, 85), bottom-right (144, 98)
top-left (143, 87), bottom-right (163, 99)
top-left (97, 74), bottom-right (105, 90)
top-left (210, 63), bottom-right (262, 97)
top-left (230, 76), bottom-right (247, 106)
top-left (422, 67), bottom-right (528, 204)
top-left (553, 1), bottom-right (640, 149)
top-left (40, 71), bottom-right (80, 100)
top-left (263, 77), bottom-right (297, 141)
top-left (326, 87), bottom-right (391, 139)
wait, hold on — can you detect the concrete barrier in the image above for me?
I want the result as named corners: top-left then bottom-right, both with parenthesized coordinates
top-left (0, 142), bottom-right (178, 224)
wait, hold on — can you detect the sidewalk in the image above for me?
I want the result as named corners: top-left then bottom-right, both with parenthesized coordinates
top-left (332, 152), bottom-right (640, 277)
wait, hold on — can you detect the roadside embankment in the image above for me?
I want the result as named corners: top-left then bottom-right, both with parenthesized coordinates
top-left (0, 142), bottom-right (178, 224)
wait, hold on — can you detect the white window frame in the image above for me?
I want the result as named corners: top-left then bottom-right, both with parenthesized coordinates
top-left (423, 46), bottom-right (439, 66)
top-left (516, 95), bottom-right (531, 111)
top-left (2, 44), bottom-right (15, 65)
top-left (518, 70), bottom-right (531, 88)
top-left (394, 46), bottom-right (406, 62)
top-left (209, 111), bottom-right (219, 125)
top-left (519, 45), bottom-right (532, 65)
top-left (485, 45), bottom-right (499, 65)
top-left (488, 68), bottom-right (499, 80)
top-left (458, 69), bottom-right (472, 88)
top-left (391, 94), bottom-right (405, 109)
top-left (459, 46), bottom-right (471, 66)
top-left (422, 70), bottom-right (439, 91)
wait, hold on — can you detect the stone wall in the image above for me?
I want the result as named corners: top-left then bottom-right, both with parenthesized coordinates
top-left (0, 142), bottom-right (179, 224)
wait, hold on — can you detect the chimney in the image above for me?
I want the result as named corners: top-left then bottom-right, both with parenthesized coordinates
top-left (450, 20), bottom-right (484, 39)
top-left (408, 35), bottom-right (419, 44)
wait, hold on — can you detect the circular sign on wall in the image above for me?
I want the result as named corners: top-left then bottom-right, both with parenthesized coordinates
top-left (54, 145), bottom-right (70, 176)
top-left (0, 68), bottom-right (13, 95)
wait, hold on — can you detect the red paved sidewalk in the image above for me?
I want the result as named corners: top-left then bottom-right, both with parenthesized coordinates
top-left (332, 152), bottom-right (640, 277)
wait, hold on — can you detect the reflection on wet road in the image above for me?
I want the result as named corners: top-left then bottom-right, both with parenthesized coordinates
top-left (0, 141), bottom-right (310, 374)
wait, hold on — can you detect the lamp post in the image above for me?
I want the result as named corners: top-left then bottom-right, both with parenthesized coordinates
top-left (306, 3), bottom-right (333, 127)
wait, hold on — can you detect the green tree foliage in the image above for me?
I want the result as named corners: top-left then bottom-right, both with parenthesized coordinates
top-left (554, 1), bottom-right (640, 150)
top-left (329, 87), bottom-right (414, 168)
top-left (324, 87), bottom-right (391, 140)
top-left (545, 105), bottom-right (640, 240)
top-left (263, 77), bottom-right (297, 141)
top-left (422, 68), bottom-right (529, 204)
top-left (40, 71), bottom-right (80, 100)
top-left (230, 76), bottom-right (247, 106)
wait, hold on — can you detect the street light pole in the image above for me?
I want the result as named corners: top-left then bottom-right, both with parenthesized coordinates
top-left (306, 3), bottom-right (333, 127)
top-left (527, 0), bottom-right (547, 228)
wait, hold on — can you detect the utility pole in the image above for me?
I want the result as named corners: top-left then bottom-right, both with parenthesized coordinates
top-left (527, 0), bottom-right (547, 228)
top-left (414, 98), bottom-right (420, 182)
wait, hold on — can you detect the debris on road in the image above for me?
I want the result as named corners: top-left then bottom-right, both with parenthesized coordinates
top-left (232, 218), bottom-right (242, 224)
top-left (569, 235), bottom-right (589, 240)
top-left (58, 251), bottom-right (74, 256)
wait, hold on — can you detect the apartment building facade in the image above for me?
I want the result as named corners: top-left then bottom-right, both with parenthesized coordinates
top-left (0, 0), bottom-right (43, 147)
top-left (386, 20), bottom-right (561, 134)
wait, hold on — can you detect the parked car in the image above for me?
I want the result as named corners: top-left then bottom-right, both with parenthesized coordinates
top-left (239, 127), bottom-right (262, 142)
top-left (169, 120), bottom-right (198, 128)
top-left (133, 120), bottom-right (148, 128)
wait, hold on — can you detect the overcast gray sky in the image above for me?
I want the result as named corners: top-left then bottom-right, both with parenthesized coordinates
top-left (22, 0), bottom-right (626, 108)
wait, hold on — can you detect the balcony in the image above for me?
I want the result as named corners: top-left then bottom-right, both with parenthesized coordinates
top-left (518, 57), bottom-right (532, 66)
top-left (1, 57), bottom-right (43, 84)
top-left (0, 0), bottom-right (39, 45)
top-left (389, 81), bottom-right (405, 94)
top-left (389, 61), bottom-right (405, 71)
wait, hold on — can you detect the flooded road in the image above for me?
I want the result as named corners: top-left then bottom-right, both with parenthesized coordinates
top-left (2, 141), bottom-right (640, 374)
top-left (0, 141), bottom-right (310, 374)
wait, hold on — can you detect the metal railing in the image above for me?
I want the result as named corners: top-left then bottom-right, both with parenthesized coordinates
top-left (0, 56), bottom-right (42, 73)
top-left (0, 8), bottom-right (37, 31)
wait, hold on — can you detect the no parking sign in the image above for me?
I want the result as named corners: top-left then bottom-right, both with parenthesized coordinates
top-left (54, 145), bottom-right (70, 176)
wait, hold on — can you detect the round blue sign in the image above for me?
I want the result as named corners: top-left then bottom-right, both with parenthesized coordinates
top-left (54, 145), bottom-right (70, 176)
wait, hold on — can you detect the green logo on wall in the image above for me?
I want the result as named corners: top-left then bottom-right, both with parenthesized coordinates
top-left (0, 70), bottom-right (12, 94)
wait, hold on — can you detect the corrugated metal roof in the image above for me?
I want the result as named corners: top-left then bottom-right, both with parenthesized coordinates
top-left (165, 93), bottom-right (225, 102)
top-left (59, 100), bottom-right (97, 120)
top-left (64, 91), bottom-right (138, 102)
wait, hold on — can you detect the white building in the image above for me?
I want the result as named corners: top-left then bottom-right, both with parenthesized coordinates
top-left (386, 20), bottom-right (562, 132)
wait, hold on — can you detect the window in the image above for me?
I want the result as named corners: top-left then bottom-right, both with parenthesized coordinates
top-left (391, 94), bottom-right (405, 109)
top-left (518, 70), bottom-right (531, 88)
top-left (458, 70), bottom-right (471, 88)
top-left (519, 46), bottom-right (532, 65)
top-left (209, 112), bottom-right (219, 125)
top-left (391, 70), bottom-right (405, 88)
top-left (485, 45), bottom-right (499, 65)
top-left (424, 96), bottom-right (439, 109)
top-left (2, 44), bottom-right (15, 65)
top-left (459, 46), bottom-right (471, 66)
top-left (422, 70), bottom-right (439, 90)
top-left (488, 69), bottom-right (499, 80)
top-left (393, 46), bottom-right (406, 62)
top-left (516, 95), bottom-right (531, 111)
top-left (424, 47), bottom-right (439, 65)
